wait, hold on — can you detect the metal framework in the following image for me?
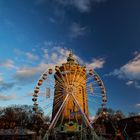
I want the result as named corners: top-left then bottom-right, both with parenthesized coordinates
top-left (32, 52), bottom-right (107, 140)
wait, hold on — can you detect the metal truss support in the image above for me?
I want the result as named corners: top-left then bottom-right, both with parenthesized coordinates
top-left (49, 94), bottom-right (69, 130)
top-left (71, 93), bottom-right (93, 129)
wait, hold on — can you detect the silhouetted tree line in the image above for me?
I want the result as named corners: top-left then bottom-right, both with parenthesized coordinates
top-left (0, 105), bottom-right (139, 139)
top-left (94, 108), bottom-right (140, 139)
top-left (0, 105), bottom-right (50, 135)
top-left (95, 108), bottom-right (125, 136)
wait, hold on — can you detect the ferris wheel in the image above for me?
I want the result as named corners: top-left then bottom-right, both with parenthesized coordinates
top-left (32, 53), bottom-right (107, 136)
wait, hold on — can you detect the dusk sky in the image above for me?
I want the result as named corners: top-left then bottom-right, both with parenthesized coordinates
top-left (0, 0), bottom-right (140, 116)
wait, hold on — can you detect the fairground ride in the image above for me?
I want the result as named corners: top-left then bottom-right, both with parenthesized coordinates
top-left (32, 51), bottom-right (107, 140)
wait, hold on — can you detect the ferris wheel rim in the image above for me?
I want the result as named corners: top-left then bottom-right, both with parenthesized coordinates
top-left (32, 67), bottom-right (107, 126)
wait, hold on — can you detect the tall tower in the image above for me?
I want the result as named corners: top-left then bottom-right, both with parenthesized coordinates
top-left (52, 52), bottom-right (88, 131)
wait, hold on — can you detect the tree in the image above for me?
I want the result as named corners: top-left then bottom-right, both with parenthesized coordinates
top-left (114, 110), bottom-right (125, 120)
top-left (128, 112), bottom-right (138, 117)
top-left (96, 107), bottom-right (115, 116)
top-left (1, 107), bottom-right (17, 128)
top-left (0, 105), bottom-right (44, 129)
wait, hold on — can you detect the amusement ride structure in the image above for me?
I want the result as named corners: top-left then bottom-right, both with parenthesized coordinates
top-left (32, 51), bottom-right (107, 140)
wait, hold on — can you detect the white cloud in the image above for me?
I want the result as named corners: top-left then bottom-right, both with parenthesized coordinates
top-left (14, 49), bottom-right (39, 61)
top-left (14, 48), bottom-right (41, 65)
top-left (0, 80), bottom-right (15, 92)
top-left (70, 23), bottom-right (87, 38)
top-left (51, 53), bottom-right (58, 62)
top-left (108, 52), bottom-right (140, 89)
top-left (125, 81), bottom-right (140, 89)
top-left (72, 0), bottom-right (91, 12)
top-left (44, 53), bottom-right (48, 59)
top-left (13, 43), bottom-right (105, 84)
top-left (0, 59), bottom-right (17, 69)
top-left (49, 17), bottom-right (56, 23)
top-left (0, 93), bottom-right (17, 101)
top-left (0, 77), bottom-right (3, 82)
top-left (133, 51), bottom-right (139, 55)
top-left (126, 81), bottom-right (134, 86)
top-left (0, 74), bottom-right (3, 82)
top-left (0, 74), bottom-right (16, 92)
top-left (136, 104), bottom-right (140, 108)
top-left (111, 52), bottom-right (140, 80)
top-left (14, 63), bottom-right (48, 84)
top-left (44, 41), bottom-right (53, 47)
top-left (14, 48), bottom-right (24, 55)
top-left (57, 0), bottom-right (106, 12)
top-left (87, 58), bottom-right (105, 69)
top-left (120, 54), bottom-right (140, 80)
top-left (135, 82), bottom-right (140, 89)
top-left (26, 52), bottom-right (39, 61)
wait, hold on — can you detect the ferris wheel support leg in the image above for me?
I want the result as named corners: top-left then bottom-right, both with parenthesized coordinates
top-left (84, 131), bottom-right (87, 140)
top-left (49, 94), bottom-right (69, 130)
top-left (43, 131), bottom-right (49, 140)
top-left (54, 130), bottom-right (57, 140)
top-left (71, 93), bottom-right (93, 129)
top-left (91, 129), bottom-right (99, 140)
top-left (80, 131), bottom-right (83, 140)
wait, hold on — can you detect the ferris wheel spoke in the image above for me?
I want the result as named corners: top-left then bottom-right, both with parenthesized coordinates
top-left (71, 68), bottom-right (78, 86)
top-left (86, 88), bottom-right (102, 94)
top-left (54, 89), bottom-right (67, 96)
top-left (69, 64), bottom-right (72, 85)
top-left (42, 103), bottom-right (52, 110)
top-left (51, 104), bottom-right (62, 115)
top-left (86, 85), bottom-right (100, 89)
top-left (74, 76), bottom-right (86, 88)
top-left (53, 102), bottom-right (62, 111)
top-left (86, 82), bottom-right (98, 87)
top-left (60, 99), bottom-right (69, 125)
top-left (47, 74), bottom-right (55, 83)
top-left (87, 98), bottom-right (99, 103)
top-left (38, 99), bottom-right (52, 105)
top-left (54, 73), bottom-right (66, 86)
top-left (63, 65), bottom-right (70, 85)
top-left (55, 88), bottom-right (66, 94)
top-left (86, 80), bottom-right (99, 84)
top-left (73, 68), bottom-right (85, 86)
top-left (55, 79), bottom-right (65, 87)
top-left (53, 101), bottom-right (62, 109)
top-left (55, 85), bottom-right (67, 92)
top-left (57, 69), bottom-right (69, 87)
top-left (86, 76), bottom-right (95, 83)
top-left (38, 95), bottom-right (53, 102)
top-left (53, 97), bottom-right (64, 105)
top-left (55, 88), bottom-right (65, 94)
top-left (88, 94), bottom-right (102, 98)
top-left (71, 69), bottom-right (77, 85)
top-left (55, 80), bottom-right (65, 89)
top-left (86, 89), bottom-right (98, 94)
top-left (54, 91), bottom-right (64, 96)
top-left (43, 110), bottom-right (52, 117)
top-left (54, 96), bottom-right (64, 104)
top-left (53, 100), bottom-right (62, 109)
top-left (43, 105), bottom-right (52, 111)
top-left (44, 108), bottom-right (52, 117)
top-left (88, 105), bottom-right (98, 112)
top-left (73, 73), bottom-right (90, 90)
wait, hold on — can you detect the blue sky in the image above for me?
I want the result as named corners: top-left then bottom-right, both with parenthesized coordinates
top-left (0, 0), bottom-right (140, 116)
